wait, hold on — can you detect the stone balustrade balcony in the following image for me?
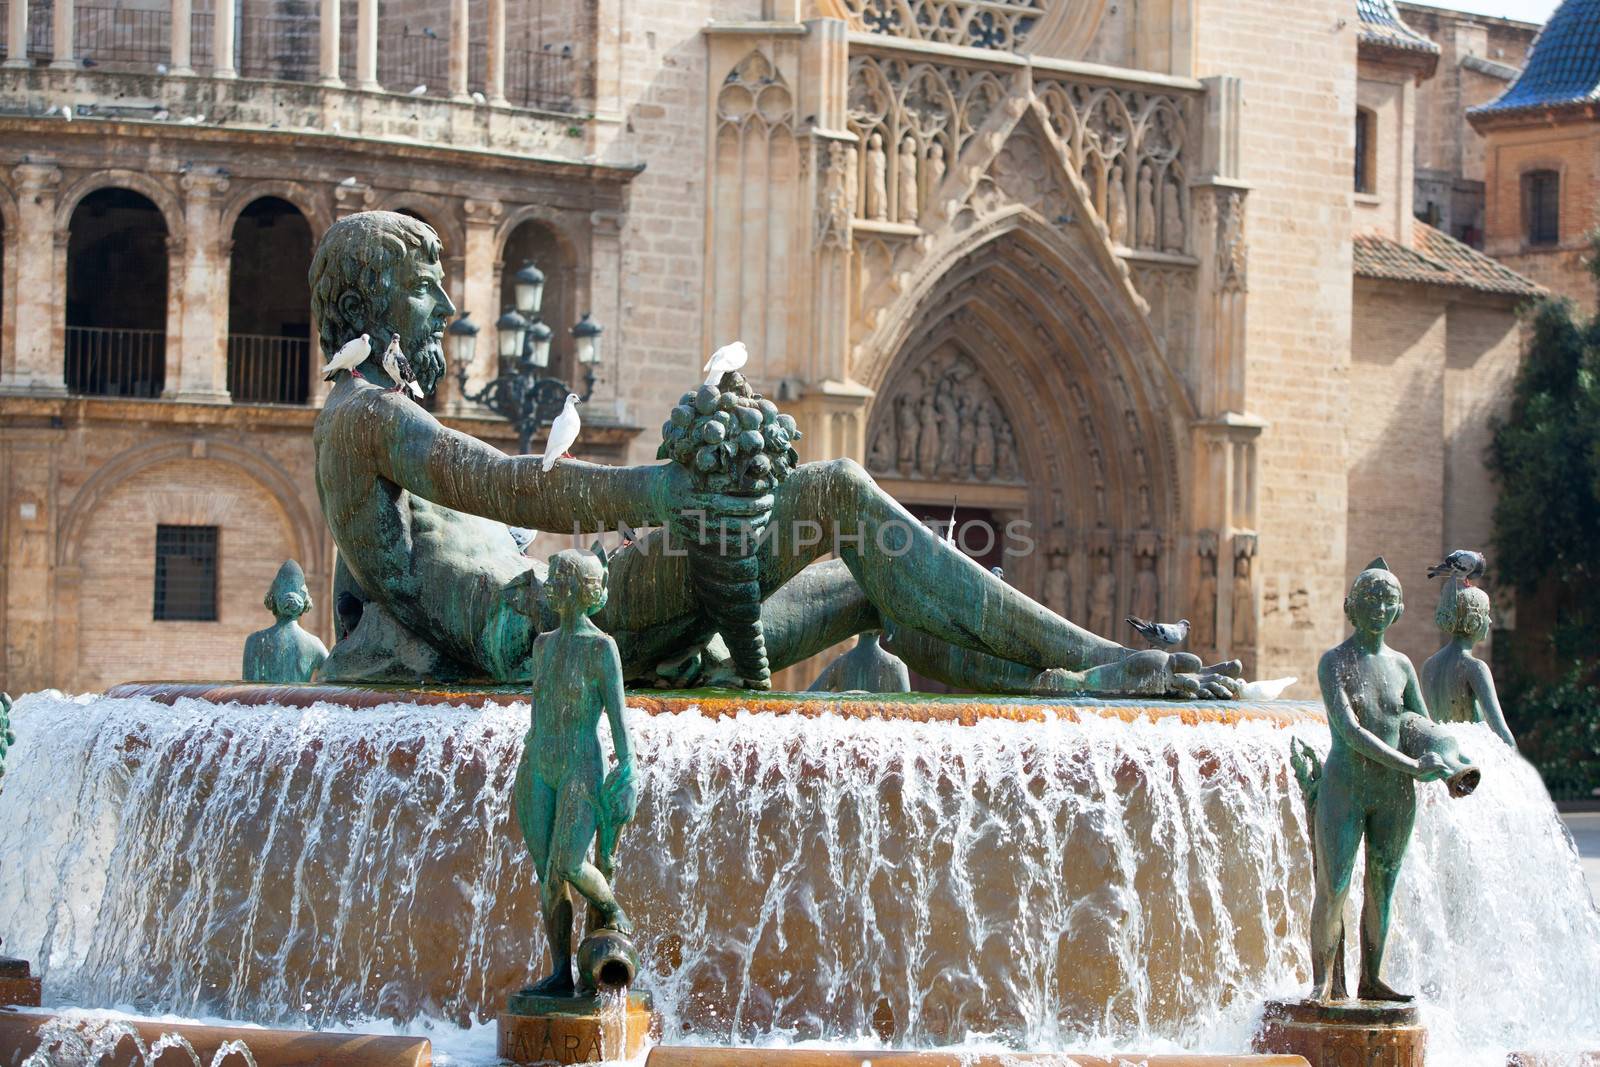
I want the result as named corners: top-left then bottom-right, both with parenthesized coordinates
top-left (0, 0), bottom-right (595, 161)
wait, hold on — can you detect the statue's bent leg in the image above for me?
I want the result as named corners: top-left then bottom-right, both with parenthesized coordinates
top-left (765, 460), bottom-right (1124, 672)
top-left (549, 775), bottom-right (629, 934)
top-left (758, 560), bottom-right (1042, 692)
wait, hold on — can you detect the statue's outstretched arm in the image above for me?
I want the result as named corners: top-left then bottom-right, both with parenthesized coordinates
top-left (354, 390), bottom-right (670, 531)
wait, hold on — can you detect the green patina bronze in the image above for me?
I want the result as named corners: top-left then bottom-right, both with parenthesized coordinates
top-left (808, 630), bottom-right (910, 693)
top-left (307, 210), bottom-right (1242, 699)
top-left (1308, 558), bottom-right (1478, 1005)
top-left (508, 546), bottom-right (639, 996)
top-left (1422, 580), bottom-right (1516, 748)
top-left (242, 560), bottom-right (330, 684)
top-left (0, 692), bottom-right (12, 792)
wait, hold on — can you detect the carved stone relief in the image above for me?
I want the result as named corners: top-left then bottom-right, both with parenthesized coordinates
top-left (865, 346), bottom-right (1024, 485)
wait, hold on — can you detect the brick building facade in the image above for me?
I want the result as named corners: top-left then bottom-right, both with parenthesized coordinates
top-left (0, 0), bottom-right (1552, 695)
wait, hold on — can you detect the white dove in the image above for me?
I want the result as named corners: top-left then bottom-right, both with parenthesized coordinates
top-left (323, 333), bottom-right (371, 381)
top-left (541, 393), bottom-right (582, 472)
top-left (702, 341), bottom-right (748, 386)
top-left (381, 334), bottom-right (423, 398)
top-left (408, 84), bottom-right (428, 96)
top-left (1240, 676), bottom-right (1299, 701)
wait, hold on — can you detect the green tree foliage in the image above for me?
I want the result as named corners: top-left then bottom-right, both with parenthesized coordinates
top-left (1487, 231), bottom-right (1600, 794)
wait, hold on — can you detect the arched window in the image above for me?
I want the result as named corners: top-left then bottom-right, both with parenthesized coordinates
top-left (1523, 169), bottom-right (1560, 246)
top-left (499, 219), bottom-right (575, 376)
top-left (65, 188), bottom-right (168, 398)
top-left (228, 197), bottom-right (314, 404)
top-left (1354, 108), bottom-right (1376, 194)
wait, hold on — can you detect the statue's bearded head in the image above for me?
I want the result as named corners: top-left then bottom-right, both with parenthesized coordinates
top-left (309, 211), bottom-right (456, 394)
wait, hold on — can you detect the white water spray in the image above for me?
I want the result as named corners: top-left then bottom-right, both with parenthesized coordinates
top-left (0, 692), bottom-right (1594, 1065)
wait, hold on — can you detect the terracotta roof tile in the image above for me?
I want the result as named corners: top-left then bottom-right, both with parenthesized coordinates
top-left (1354, 222), bottom-right (1545, 297)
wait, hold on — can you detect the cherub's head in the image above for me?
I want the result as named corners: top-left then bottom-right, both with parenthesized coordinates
top-left (1345, 558), bottom-right (1403, 634)
top-left (546, 546), bottom-right (609, 619)
top-left (264, 559), bottom-right (313, 622)
top-left (1436, 583), bottom-right (1492, 643)
top-left (309, 211), bottom-right (455, 394)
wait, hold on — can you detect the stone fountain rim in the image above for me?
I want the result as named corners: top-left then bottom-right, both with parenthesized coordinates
top-left (104, 682), bottom-right (1326, 727)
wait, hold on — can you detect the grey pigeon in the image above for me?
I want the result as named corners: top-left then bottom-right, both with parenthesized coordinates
top-left (1427, 549), bottom-right (1486, 584)
top-left (1127, 615), bottom-right (1189, 648)
top-left (990, 565), bottom-right (1005, 581)
top-left (381, 334), bottom-right (423, 398)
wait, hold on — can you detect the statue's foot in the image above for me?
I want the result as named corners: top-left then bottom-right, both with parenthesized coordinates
top-left (597, 907), bottom-right (635, 936)
top-left (526, 969), bottom-right (576, 996)
top-left (1357, 978), bottom-right (1413, 1003)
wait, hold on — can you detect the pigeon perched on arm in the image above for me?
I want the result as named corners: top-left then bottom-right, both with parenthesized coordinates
top-left (381, 334), bottom-right (423, 398)
top-left (1427, 549), bottom-right (1486, 584)
top-left (1127, 616), bottom-right (1189, 649)
top-left (702, 341), bottom-right (748, 386)
top-left (541, 393), bottom-right (582, 472)
top-left (322, 333), bottom-right (371, 381)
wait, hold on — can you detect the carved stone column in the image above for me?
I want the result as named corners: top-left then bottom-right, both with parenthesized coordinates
top-left (170, 0), bottom-right (195, 76)
top-left (50, 0), bottom-right (75, 69)
top-left (319, 0), bottom-right (343, 87)
top-left (448, 0), bottom-right (470, 101)
top-left (455, 198), bottom-right (503, 408)
top-left (355, 0), bottom-right (379, 91)
top-left (213, 0), bottom-right (237, 78)
top-left (485, 0), bottom-right (508, 106)
top-left (171, 169), bottom-right (231, 402)
top-left (3, 0), bottom-right (27, 68)
top-left (4, 163), bottom-right (64, 393)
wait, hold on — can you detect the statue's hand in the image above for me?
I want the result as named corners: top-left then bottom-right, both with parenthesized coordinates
top-left (662, 464), bottom-right (774, 547)
top-left (601, 760), bottom-right (640, 828)
top-left (1414, 751), bottom-right (1451, 782)
top-left (1168, 655), bottom-right (1245, 700)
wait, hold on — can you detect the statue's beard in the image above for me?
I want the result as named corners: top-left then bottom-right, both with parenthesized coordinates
top-left (407, 333), bottom-right (445, 394)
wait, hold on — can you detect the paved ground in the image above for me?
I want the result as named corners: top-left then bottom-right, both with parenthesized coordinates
top-left (1561, 811), bottom-right (1600, 902)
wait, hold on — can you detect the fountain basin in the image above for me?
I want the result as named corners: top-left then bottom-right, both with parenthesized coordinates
top-left (0, 688), bottom-right (1595, 1066)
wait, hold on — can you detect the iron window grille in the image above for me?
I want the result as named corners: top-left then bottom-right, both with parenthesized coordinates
top-left (153, 524), bottom-right (219, 622)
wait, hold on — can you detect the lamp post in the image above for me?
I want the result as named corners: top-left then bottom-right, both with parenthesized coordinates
top-left (450, 263), bottom-right (603, 455)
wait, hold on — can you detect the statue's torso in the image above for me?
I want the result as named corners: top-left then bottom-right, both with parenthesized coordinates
top-left (313, 383), bottom-right (539, 674)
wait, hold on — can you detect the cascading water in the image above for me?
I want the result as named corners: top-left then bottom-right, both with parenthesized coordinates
top-left (0, 692), bottom-right (1596, 1066)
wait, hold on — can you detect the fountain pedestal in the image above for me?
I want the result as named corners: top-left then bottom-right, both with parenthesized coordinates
top-left (498, 990), bottom-right (655, 1065)
top-left (1253, 999), bottom-right (1424, 1067)
top-left (0, 956), bottom-right (40, 1007)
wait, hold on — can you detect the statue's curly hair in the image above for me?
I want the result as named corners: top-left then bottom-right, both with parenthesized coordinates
top-left (1436, 583), bottom-right (1491, 639)
top-left (546, 549), bottom-right (608, 615)
top-left (308, 211), bottom-right (442, 361)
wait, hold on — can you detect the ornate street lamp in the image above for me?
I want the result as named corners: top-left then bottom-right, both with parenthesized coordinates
top-left (512, 262), bottom-right (545, 317)
top-left (454, 284), bottom-right (602, 454)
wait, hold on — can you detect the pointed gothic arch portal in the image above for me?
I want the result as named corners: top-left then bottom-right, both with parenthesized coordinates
top-left (863, 221), bottom-right (1190, 656)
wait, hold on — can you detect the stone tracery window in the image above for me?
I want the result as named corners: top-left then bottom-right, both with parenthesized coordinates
top-left (844, 0), bottom-right (1047, 51)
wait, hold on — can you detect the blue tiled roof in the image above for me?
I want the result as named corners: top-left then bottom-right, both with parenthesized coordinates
top-left (1474, 0), bottom-right (1600, 115)
top-left (1357, 0), bottom-right (1441, 54)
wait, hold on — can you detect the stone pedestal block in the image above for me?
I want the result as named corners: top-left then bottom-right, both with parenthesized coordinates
top-left (0, 957), bottom-right (40, 1007)
top-left (497, 990), bottom-right (655, 1065)
top-left (1253, 998), bottom-right (1424, 1067)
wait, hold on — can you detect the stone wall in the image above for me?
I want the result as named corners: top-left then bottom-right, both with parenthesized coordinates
top-left (1193, 0), bottom-right (1356, 687)
top-left (1477, 121), bottom-right (1600, 308)
top-left (1349, 278), bottom-right (1524, 666)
